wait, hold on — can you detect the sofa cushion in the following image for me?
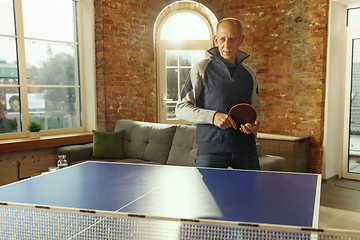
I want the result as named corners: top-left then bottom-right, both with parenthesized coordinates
top-left (167, 125), bottom-right (197, 166)
top-left (114, 120), bottom-right (177, 164)
top-left (91, 130), bottom-right (125, 159)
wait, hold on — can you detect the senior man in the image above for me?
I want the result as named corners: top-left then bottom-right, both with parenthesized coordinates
top-left (175, 17), bottom-right (263, 170)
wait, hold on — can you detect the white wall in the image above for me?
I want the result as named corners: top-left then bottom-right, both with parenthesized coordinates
top-left (323, 1), bottom-right (347, 179)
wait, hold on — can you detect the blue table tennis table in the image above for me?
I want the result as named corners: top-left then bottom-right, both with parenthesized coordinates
top-left (0, 161), bottom-right (321, 228)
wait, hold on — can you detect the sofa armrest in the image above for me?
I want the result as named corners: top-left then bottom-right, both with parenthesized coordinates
top-left (57, 143), bottom-right (93, 165)
top-left (259, 155), bottom-right (286, 171)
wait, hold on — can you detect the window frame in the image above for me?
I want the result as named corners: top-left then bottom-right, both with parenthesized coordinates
top-left (156, 10), bottom-right (214, 124)
top-left (342, 24), bottom-right (360, 180)
top-left (0, 0), bottom-right (96, 140)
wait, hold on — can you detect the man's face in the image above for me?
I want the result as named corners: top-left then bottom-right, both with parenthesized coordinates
top-left (214, 21), bottom-right (244, 64)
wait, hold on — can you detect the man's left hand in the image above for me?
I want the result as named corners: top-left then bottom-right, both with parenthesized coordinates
top-left (240, 120), bottom-right (260, 134)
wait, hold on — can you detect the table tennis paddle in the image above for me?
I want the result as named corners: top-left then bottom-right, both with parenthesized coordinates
top-left (228, 103), bottom-right (257, 127)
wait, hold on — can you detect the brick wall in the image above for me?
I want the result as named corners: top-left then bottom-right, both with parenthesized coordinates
top-left (94, 0), bottom-right (163, 131)
top-left (94, 0), bottom-right (328, 173)
top-left (223, 0), bottom-right (328, 173)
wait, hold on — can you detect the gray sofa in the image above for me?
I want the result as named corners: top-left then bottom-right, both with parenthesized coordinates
top-left (58, 119), bottom-right (286, 171)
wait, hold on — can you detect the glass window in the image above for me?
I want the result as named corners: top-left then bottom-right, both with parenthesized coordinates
top-left (349, 39), bottom-right (360, 173)
top-left (157, 10), bottom-right (213, 123)
top-left (165, 50), bottom-right (205, 101)
top-left (0, 0), bottom-right (20, 134)
top-left (0, 0), bottom-right (81, 135)
top-left (347, 8), bottom-right (360, 27)
top-left (22, 0), bottom-right (75, 42)
top-left (0, 0), bottom-right (15, 36)
top-left (160, 12), bottom-right (210, 40)
top-left (164, 49), bottom-right (206, 120)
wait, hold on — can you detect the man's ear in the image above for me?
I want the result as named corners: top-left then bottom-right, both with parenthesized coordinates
top-left (214, 35), bottom-right (219, 47)
top-left (239, 35), bottom-right (245, 46)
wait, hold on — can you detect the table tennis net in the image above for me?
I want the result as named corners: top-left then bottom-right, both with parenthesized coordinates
top-left (1, 202), bottom-right (360, 240)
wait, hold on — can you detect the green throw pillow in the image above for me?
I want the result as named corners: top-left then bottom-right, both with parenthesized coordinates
top-left (91, 130), bottom-right (125, 159)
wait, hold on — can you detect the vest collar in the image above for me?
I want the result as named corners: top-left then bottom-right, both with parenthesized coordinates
top-left (207, 47), bottom-right (250, 65)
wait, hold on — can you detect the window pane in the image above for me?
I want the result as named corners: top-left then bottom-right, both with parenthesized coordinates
top-left (0, 88), bottom-right (21, 133)
top-left (22, 0), bottom-right (75, 42)
top-left (0, 0), bottom-right (15, 36)
top-left (28, 87), bottom-right (81, 130)
top-left (349, 39), bottom-right (360, 173)
top-left (179, 68), bottom-right (191, 90)
top-left (165, 50), bottom-right (206, 120)
top-left (165, 50), bottom-right (205, 99)
top-left (0, 37), bottom-right (18, 68)
top-left (166, 68), bottom-right (178, 101)
top-left (166, 102), bottom-right (176, 119)
top-left (166, 50), bottom-right (178, 66)
top-left (0, 36), bottom-right (21, 134)
top-left (348, 8), bottom-right (360, 27)
top-left (355, 39), bottom-right (360, 62)
top-left (179, 50), bottom-right (192, 66)
top-left (160, 12), bottom-right (210, 40)
top-left (193, 50), bottom-right (205, 64)
top-left (25, 40), bottom-right (77, 85)
top-left (0, 63), bottom-right (19, 85)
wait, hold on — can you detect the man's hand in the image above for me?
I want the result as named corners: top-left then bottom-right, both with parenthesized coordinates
top-left (213, 112), bottom-right (237, 129)
top-left (240, 120), bottom-right (260, 134)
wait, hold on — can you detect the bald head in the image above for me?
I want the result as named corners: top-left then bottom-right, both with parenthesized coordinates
top-left (216, 18), bottom-right (243, 37)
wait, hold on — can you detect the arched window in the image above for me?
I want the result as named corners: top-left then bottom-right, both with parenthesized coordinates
top-left (156, 6), bottom-right (216, 123)
top-left (160, 12), bottom-right (210, 40)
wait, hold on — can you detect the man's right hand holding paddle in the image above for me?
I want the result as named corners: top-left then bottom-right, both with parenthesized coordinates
top-left (213, 112), bottom-right (237, 130)
top-left (213, 112), bottom-right (260, 134)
